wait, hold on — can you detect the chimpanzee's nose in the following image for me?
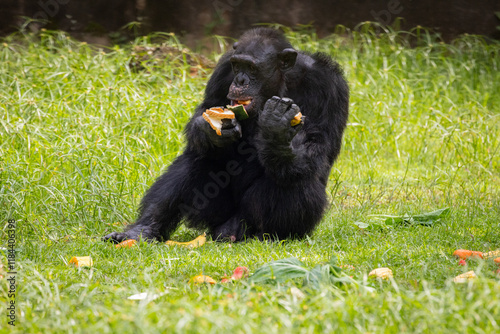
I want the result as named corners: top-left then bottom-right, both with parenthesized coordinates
top-left (235, 73), bottom-right (249, 87)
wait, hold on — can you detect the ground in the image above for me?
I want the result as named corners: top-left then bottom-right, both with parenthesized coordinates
top-left (0, 26), bottom-right (499, 333)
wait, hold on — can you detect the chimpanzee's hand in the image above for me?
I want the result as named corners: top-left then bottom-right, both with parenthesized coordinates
top-left (258, 96), bottom-right (303, 143)
top-left (198, 115), bottom-right (242, 147)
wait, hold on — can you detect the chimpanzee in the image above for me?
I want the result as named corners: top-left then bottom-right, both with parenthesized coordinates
top-left (103, 27), bottom-right (349, 243)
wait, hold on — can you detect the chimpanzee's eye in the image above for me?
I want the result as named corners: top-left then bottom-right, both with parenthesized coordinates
top-left (231, 62), bottom-right (240, 73)
top-left (249, 64), bottom-right (257, 75)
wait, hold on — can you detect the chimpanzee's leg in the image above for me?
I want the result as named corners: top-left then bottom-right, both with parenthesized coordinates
top-left (102, 154), bottom-right (192, 243)
top-left (212, 176), bottom-right (327, 241)
top-left (103, 152), bottom-right (237, 243)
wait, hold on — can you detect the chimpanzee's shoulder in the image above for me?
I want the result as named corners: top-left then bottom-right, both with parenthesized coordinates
top-left (297, 51), bottom-right (343, 75)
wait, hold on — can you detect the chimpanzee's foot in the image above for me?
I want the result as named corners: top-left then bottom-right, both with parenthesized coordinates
top-left (102, 231), bottom-right (134, 244)
top-left (212, 217), bottom-right (246, 242)
top-left (102, 224), bottom-right (159, 243)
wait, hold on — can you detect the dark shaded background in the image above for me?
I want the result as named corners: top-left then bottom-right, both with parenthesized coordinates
top-left (1, 0), bottom-right (499, 46)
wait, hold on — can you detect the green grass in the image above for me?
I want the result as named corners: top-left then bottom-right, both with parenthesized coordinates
top-left (0, 25), bottom-right (499, 333)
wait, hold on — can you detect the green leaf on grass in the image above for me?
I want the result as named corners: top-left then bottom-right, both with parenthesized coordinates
top-left (354, 221), bottom-right (370, 229)
top-left (356, 207), bottom-right (450, 230)
top-left (412, 207), bottom-right (450, 222)
top-left (249, 256), bottom-right (351, 290)
top-left (249, 258), bottom-right (309, 283)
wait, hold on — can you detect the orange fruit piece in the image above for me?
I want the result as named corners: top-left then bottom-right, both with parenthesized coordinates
top-left (166, 233), bottom-right (206, 249)
top-left (189, 274), bottom-right (216, 285)
top-left (290, 112), bottom-right (302, 126)
top-left (68, 256), bottom-right (93, 267)
top-left (115, 239), bottom-right (137, 248)
top-left (452, 249), bottom-right (483, 259)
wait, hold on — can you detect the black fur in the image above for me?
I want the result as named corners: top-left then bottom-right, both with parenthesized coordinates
top-left (103, 28), bottom-right (349, 243)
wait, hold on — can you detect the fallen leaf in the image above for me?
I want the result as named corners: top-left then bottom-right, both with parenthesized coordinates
top-left (250, 258), bottom-right (309, 283)
top-left (166, 233), bottom-right (206, 249)
top-left (68, 256), bottom-right (93, 267)
top-left (354, 221), bottom-right (370, 229)
top-left (362, 207), bottom-right (450, 230)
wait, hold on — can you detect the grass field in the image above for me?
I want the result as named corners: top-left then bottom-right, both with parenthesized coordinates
top-left (1, 25), bottom-right (499, 333)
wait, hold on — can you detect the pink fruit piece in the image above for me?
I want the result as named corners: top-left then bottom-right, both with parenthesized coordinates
top-left (231, 266), bottom-right (249, 280)
top-left (459, 259), bottom-right (466, 266)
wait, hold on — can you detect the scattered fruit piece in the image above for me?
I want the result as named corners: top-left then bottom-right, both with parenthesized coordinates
top-left (127, 291), bottom-right (171, 301)
top-left (227, 104), bottom-right (249, 120)
top-left (166, 233), bottom-right (206, 249)
top-left (68, 256), bottom-right (93, 267)
top-left (483, 250), bottom-right (500, 259)
top-left (116, 239), bottom-right (137, 248)
top-left (128, 292), bottom-right (153, 300)
top-left (494, 257), bottom-right (500, 266)
top-left (231, 266), bottom-right (249, 280)
top-left (368, 267), bottom-right (393, 279)
top-left (290, 112), bottom-right (303, 126)
top-left (458, 259), bottom-right (466, 266)
top-left (453, 270), bottom-right (477, 283)
top-left (220, 278), bottom-right (231, 283)
top-left (340, 264), bottom-right (356, 270)
top-left (189, 274), bottom-right (216, 285)
top-left (452, 249), bottom-right (483, 260)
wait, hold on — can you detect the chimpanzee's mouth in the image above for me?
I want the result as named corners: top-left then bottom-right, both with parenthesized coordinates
top-left (231, 99), bottom-right (252, 107)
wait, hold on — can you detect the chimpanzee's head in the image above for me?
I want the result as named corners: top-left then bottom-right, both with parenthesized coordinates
top-left (227, 28), bottom-right (297, 118)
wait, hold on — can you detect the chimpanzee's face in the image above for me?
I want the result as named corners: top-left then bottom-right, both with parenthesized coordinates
top-left (227, 39), bottom-right (297, 118)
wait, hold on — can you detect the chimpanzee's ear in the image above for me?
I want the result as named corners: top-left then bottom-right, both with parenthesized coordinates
top-left (278, 48), bottom-right (297, 71)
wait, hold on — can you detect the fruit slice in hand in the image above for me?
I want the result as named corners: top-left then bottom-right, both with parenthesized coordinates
top-left (203, 107), bottom-right (235, 136)
top-left (291, 112), bottom-right (303, 126)
top-left (205, 107), bottom-right (235, 119)
top-left (226, 104), bottom-right (249, 120)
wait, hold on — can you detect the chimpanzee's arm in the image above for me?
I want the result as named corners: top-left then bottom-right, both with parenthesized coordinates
top-left (256, 60), bottom-right (349, 184)
top-left (255, 98), bottom-right (333, 184)
top-left (184, 53), bottom-right (241, 156)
